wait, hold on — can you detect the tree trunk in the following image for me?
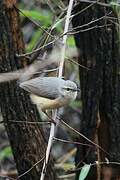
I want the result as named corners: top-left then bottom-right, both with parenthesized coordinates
top-left (72, 2), bottom-right (120, 179)
top-left (0, 1), bottom-right (56, 179)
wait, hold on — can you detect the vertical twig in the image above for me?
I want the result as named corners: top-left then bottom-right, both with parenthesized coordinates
top-left (96, 111), bottom-right (101, 180)
top-left (40, 1), bottom-right (74, 180)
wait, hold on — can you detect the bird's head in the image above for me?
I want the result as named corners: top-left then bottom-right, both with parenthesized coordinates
top-left (59, 80), bottom-right (80, 100)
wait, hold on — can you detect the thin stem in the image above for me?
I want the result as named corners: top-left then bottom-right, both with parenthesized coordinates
top-left (58, 0), bottom-right (74, 77)
top-left (16, 3), bottom-right (94, 58)
top-left (40, 120), bottom-right (56, 180)
top-left (53, 137), bottom-right (93, 147)
top-left (40, 1), bottom-right (74, 180)
top-left (78, 0), bottom-right (110, 7)
top-left (18, 156), bottom-right (45, 179)
top-left (61, 119), bottom-right (110, 156)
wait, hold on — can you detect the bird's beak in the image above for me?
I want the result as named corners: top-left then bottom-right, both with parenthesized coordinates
top-left (77, 87), bottom-right (80, 92)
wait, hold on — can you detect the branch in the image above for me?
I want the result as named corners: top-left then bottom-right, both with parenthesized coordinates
top-left (40, 1), bottom-right (75, 180)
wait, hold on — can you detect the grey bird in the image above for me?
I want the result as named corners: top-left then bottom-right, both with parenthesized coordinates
top-left (20, 77), bottom-right (80, 110)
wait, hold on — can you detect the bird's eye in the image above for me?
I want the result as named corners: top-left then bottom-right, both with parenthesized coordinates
top-left (66, 88), bottom-right (70, 91)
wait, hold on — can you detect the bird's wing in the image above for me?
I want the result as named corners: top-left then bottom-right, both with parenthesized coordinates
top-left (20, 77), bottom-right (62, 99)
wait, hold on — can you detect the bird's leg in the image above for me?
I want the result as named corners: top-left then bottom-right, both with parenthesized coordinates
top-left (43, 111), bottom-right (57, 125)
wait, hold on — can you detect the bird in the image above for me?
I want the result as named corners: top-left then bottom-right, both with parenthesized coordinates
top-left (20, 76), bottom-right (80, 111)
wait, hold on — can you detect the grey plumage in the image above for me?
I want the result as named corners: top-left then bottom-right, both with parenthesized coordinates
top-left (20, 77), bottom-right (65, 99)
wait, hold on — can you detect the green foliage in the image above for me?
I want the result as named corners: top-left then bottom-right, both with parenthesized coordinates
top-left (110, 1), bottom-right (120, 7)
top-left (52, 18), bottom-right (64, 32)
top-left (110, 0), bottom-right (120, 37)
top-left (27, 30), bottom-right (42, 51)
top-left (0, 146), bottom-right (12, 161)
top-left (20, 8), bottom-right (64, 51)
top-left (79, 164), bottom-right (91, 180)
top-left (110, 1), bottom-right (120, 13)
top-left (67, 36), bottom-right (76, 47)
top-left (110, 0), bottom-right (120, 15)
top-left (20, 9), bottom-right (52, 51)
top-left (21, 9), bottom-right (53, 26)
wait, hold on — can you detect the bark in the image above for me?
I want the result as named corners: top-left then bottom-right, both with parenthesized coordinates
top-left (72, 2), bottom-right (120, 179)
top-left (0, 0), bottom-right (56, 179)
